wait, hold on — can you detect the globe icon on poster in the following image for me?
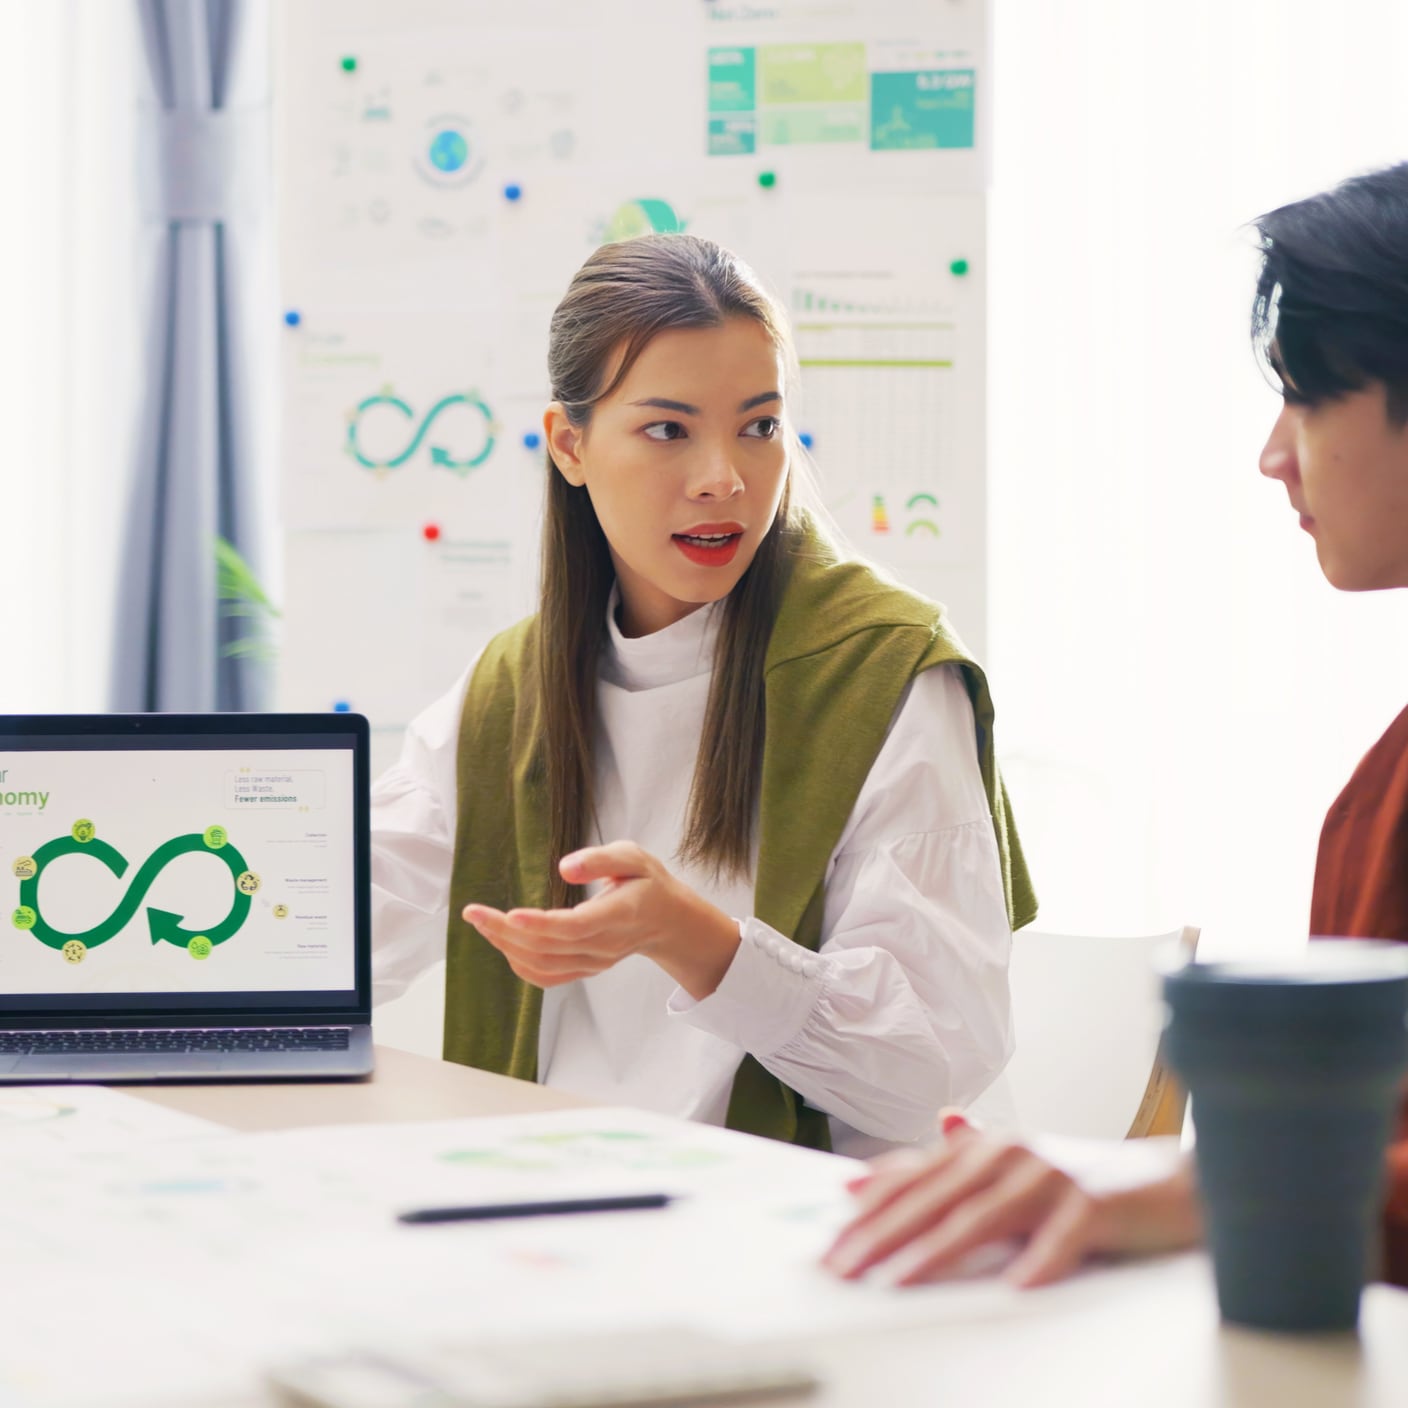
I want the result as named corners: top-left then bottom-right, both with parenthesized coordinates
top-left (415, 115), bottom-right (483, 187)
top-left (429, 128), bottom-right (469, 174)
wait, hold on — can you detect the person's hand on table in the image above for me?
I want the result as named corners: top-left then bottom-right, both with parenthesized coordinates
top-left (822, 1113), bottom-right (1203, 1288)
top-left (464, 841), bottom-right (741, 999)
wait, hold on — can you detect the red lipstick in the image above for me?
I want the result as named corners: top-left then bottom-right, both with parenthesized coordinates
top-left (672, 522), bottom-right (744, 568)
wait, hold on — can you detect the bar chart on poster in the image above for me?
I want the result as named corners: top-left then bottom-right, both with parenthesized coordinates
top-left (276, 0), bottom-right (991, 771)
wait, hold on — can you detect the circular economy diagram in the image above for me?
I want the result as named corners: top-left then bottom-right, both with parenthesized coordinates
top-left (10, 821), bottom-right (256, 963)
top-left (345, 388), bottom-right (499, 476)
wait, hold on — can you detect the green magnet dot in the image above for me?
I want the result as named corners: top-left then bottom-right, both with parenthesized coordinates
top-left (757, 170), bottom-right (777, 189)
top-left (340, 55), bottom-right (358, 73)
top-left (949, 258), bottom-right (970, 277)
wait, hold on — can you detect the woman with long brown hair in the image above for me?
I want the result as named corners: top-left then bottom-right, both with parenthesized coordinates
top-left (371, 233), bottom-right (1035, 1155)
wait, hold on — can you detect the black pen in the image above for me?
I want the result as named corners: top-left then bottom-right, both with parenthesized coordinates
top-left (396, 1193), bottom-right (675, 1225)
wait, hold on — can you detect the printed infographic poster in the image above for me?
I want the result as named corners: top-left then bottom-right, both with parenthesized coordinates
top-left (279, 25), bottom-right (586, 295)
top-left (281, 307), bottom-right (546, 535)
top-left (701, 0), bottom-right (985, 184)
top-left (707, 41), bottom-right (975, 154)
top-left (787, 192), bottom-right (986, 573)
top-left (0, 749), bottom-right (357, 995)
top-left (276, 525), bottom-right (538, 753)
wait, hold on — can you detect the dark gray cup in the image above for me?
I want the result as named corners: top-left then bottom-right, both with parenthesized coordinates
top-left (1162, 940), bottom-right (1408, 1331)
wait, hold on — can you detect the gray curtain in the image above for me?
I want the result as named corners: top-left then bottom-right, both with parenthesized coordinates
top-left (111, 0), bottom-right (271, 712)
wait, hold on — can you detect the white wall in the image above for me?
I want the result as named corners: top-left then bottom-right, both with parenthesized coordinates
top-left (987, 0), bottom-right (1408, 958)
top-left (0, 0), bottom-right (140, 712)
top-left (374, 959), bottom-right (446, 1058)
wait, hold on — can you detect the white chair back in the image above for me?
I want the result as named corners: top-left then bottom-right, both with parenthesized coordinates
top-left (970, 926), bottom-right (1198, 1140)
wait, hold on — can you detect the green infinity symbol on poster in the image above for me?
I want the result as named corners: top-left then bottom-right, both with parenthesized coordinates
top-left (14, 831), bottom-right (252, 955)
top-left (346, 390), bottom-right (498, 476)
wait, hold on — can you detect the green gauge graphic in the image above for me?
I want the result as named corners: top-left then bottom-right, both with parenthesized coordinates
top-left (905, 491), bottom-right (941, 536)
top-left (602, 198), bottom-right (686, 242)
top-left (14, 829), bottom-right (253, 957)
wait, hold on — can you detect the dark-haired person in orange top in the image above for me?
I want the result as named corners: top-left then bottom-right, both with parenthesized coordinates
top-left (824, 159), bottom-right (1408, 1291)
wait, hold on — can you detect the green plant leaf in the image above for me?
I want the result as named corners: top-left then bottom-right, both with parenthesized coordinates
top-left (215, 536), bottom-right (281, 665)
top-left (215, 537), bottom-right (281, 618)
top-left (220, 639), bottom-right (277, 662)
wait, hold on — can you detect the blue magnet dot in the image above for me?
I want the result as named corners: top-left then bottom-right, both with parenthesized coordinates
top-left (799, 431), bottom-right (814, 449)
top-left (283, 310), bottom-right (301, 328)
top-left (503, 183), bottom-right (522, 202)
top-left (332, 700), bottom-right (351, 713)
top-left (522, 431), bottom-right (541, 450)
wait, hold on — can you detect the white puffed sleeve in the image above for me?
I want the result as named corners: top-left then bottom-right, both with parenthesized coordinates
top-left (671, 664), bottom-right (1014, 1147)
top-left (369, 661), bottom-right (477, 1005)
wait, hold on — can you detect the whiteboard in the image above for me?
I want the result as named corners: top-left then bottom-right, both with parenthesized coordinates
top-left (275, 0), bottom-right (991, 774)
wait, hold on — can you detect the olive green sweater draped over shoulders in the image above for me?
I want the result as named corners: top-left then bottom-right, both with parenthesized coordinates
top-left (442, 527), bottom-right (1036, 1148)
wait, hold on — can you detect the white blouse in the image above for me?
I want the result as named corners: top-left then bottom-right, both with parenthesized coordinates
top-left (370, 596), bottom-right (1015, 1158)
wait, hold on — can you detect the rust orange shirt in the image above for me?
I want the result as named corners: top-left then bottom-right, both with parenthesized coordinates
top-left (1311, 702), bottom-right (1408, 1287)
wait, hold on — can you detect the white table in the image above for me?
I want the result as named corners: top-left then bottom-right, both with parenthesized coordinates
top-left (122, 1048), bottom-right (1408, 1408)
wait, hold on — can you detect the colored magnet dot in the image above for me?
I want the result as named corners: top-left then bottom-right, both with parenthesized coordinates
top-left (423, 522), bottom-right (442, 542)
top-left (799, 431), bottom-right (814, 449)
top-left (188, 936), bottom-right (213, 960)
top-left (340, 56), bottom-right (357, 73)
top-left (522, 431), bottom-right (541, 450)
top-left (503, 183), bottom-right (523, 202)
top-left (757, 171), bottom-right (777, 189)
top-left (283, 310), bottom-right (302, 327)
top-left (949, 258), bottom-right (970, 277)
top-left (332, 700), bottom-right (352, 713)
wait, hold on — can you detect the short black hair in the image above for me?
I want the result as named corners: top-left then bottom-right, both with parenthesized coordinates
top-left (1251, 161), bottom-right (1408, 423)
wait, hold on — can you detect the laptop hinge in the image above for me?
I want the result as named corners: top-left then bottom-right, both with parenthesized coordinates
top-left (0, 1010), bottom-right (370, 1030)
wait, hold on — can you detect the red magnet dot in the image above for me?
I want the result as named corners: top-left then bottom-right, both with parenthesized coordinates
top-left (423, 523), bottom-right (441, 542)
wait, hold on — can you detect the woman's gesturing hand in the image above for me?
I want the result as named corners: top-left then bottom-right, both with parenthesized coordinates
top-left (822, 1116), bottom-right (1201, 1289)
top-left (463, 841), bottom-right (742, 998)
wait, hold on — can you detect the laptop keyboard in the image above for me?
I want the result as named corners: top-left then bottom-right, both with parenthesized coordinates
top-left (0, 1028), bottom-right (352, 1054)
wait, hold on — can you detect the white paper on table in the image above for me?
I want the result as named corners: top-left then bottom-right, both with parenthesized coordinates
top-left (0, 1084), bottom-right (224, 1155)
top-left (0, 1104), bottom-right (1209, 1408)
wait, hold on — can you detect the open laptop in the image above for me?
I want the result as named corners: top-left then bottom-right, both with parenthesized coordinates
top-left (0, 712), bottom-right (374, 1081)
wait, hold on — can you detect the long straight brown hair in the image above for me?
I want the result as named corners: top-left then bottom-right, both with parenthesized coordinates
top-left (539, 234), bottom-right (807, 907)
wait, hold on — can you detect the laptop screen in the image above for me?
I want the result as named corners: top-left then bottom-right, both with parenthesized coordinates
top-left (0, 715), bottom-right (370, 1021)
